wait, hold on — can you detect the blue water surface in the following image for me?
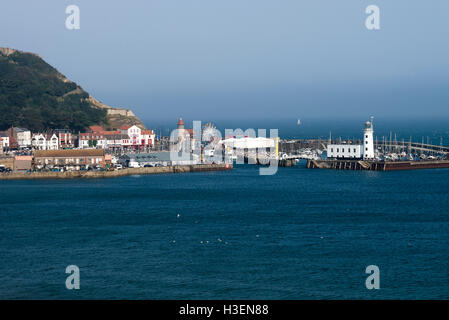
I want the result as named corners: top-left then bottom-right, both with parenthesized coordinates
top-left (1, 164), bottom-right (449, 299)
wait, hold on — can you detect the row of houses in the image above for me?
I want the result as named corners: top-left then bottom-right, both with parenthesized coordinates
top-left (0, 125), bottom-right (155, 152)
top-left (8, 149), bottom-right (109, 172)
top-left (6, 150), bottom-right (200, 173)
top-left (0, 127), bottom-right (77, 150)
top-left (78, 125), bottom-right (155, 150)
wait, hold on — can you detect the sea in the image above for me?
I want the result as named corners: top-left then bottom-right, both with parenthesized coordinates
top-left (1, 163), bottom-right (449, 299)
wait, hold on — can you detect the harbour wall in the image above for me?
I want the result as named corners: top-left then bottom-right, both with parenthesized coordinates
top-left (307, 159), bottom-right (449, 171)
top-left (0, 163), bottom-right (232, 180)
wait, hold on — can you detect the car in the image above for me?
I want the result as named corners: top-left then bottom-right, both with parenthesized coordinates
top-left (144, 164), bottom-right (154, 168)
top-left (114, 164), bottom-right (123, 170)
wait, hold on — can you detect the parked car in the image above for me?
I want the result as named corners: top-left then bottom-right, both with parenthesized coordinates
top-left (128, 161), bottom-right (140, 168)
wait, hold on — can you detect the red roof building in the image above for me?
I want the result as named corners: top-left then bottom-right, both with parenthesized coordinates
top-left (88, 126), bottom-right (105, 133)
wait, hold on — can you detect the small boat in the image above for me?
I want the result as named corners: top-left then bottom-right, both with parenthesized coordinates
top-left (297, 119), bottom-right (301, 126)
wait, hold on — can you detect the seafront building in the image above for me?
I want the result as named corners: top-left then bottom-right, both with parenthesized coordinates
top-left (0, 134), bottom-right (9, 149)
top-left (0, 127), bottom-right (31, 149)
top-left (13, 156), bottom-right (33, 173)
top-left (54, 129), bottom-right (74, 148)
top-left (78, 125), bottom-right (155, 150)
top-left (0, 123), bottom-right (156, 153)
top-left (33, 149), bottom-right (107, 170)
top-left (31, 133), bottom-right (59, 150)
top-left (13, 128), bottom-right (32, 148)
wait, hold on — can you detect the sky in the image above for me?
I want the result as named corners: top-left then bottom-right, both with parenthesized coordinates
top-left (1, 0), bottom-right (449, 127)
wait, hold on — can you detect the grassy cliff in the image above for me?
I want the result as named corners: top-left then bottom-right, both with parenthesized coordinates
top-left (0, 48), bottom-right (145, 131)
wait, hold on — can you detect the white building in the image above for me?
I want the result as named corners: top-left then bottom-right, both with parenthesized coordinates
top-left (31, 133), bottom-right (59, 150)
top-left (104, 133), bottom-right (128, 149)
top-left (47, 134), bottom-right (59, 150)
top-left (327, 145), bottom-right (362, 159)
top-left (221, 137), bottom-right (277, 150)
top-left (219, 136), bottom-right (279, 161)
top-left (327, 118), bottom-right (375, 160)
top-left (32, 134), bottom-right (46, 150)
top-left (119, 125), bottom-right (155, 148)
top-left (78, 132), bottom-right (106, 149)
top-left (0, 134), bottom-right (9, 148)
top-left (142, 130), bottom-right (156, 147)
top-left (15, 128), bottom-right (32, 148)
top-left (119, 125), bottom-right (141, 145)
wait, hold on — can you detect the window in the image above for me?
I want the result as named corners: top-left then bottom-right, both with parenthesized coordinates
top-left (337, 148), bottom-right (339, 152)
top-left (366, 135), bottom-right (368, 138)
top-left (366, 148), bottom-right (368, 151)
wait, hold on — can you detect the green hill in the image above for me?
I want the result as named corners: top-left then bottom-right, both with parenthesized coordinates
top-left (0, 48), bottom-right (145, 132)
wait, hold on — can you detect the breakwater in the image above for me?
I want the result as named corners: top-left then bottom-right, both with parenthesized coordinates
top-left (307, 159), bottom-right (449, 171)
top-left (0, 163), bottom-right (232, 180)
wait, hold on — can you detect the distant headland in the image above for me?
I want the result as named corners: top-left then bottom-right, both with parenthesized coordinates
top-left (0, 47), bottom-right (145, 132)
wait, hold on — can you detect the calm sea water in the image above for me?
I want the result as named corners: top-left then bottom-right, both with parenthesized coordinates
top-left (1, 164), bottom-right (449, 299)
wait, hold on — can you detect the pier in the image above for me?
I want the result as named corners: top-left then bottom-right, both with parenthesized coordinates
top-left (307, 159), bottom-right (449, 171)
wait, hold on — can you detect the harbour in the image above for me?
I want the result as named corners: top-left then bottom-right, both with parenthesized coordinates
top-left (274, 117), bottom-right (449, 171)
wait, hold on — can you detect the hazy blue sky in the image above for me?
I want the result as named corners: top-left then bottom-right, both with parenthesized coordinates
top-left (1, 0), bottom-right (449, 125)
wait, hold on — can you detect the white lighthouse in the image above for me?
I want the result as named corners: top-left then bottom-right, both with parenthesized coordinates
top-left (363, 117), bottom-right (375, 160)
top-left (326, 116), bottom-right (376, 160)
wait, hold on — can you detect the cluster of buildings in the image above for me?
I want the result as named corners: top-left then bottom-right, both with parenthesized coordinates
top-left (0, 118), bottom-right (194, 172)
top-left (78, 125), bottom-right (155, 150)
top-left (1, 117), bottom-right (258, 172)
top-left (0, 125), bottom-right (155, 154)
